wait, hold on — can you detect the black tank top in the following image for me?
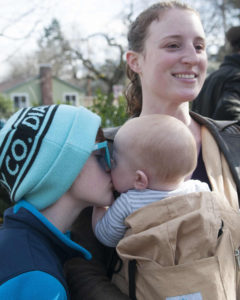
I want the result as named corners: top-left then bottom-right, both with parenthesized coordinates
top-left (191, 147), bottom-right (211, 190)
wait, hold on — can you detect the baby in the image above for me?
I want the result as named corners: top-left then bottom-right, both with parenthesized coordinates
top-left (92, 114), bottom-right (209, 247)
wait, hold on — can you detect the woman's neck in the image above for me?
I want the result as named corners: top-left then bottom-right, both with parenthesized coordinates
top-left (188, 116), bottom-right (202, 153)
top-left (140, 101), bottom-right (190, 123)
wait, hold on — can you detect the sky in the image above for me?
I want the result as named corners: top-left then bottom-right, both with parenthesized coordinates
top-left (0, 0), bottom-right (205, 80)
top-left (0, 0), bottom-right (156, 79)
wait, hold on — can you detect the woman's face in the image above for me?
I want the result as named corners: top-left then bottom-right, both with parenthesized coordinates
top-left (136, 8), bottom-right (207, 106)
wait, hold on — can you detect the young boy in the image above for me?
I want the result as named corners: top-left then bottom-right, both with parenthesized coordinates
top-left (0, 104), bottom-right (113, 299)
top-left (92, 114), bottom-right (210, 247)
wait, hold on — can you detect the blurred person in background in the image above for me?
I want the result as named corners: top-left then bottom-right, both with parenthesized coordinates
top-left (192, 26), bottom-right (240, 120)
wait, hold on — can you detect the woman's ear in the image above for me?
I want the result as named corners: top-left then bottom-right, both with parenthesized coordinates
top-left (134, 170), bottom-right (148, 190)
top-left (126, 50), bottom-right (141, 73)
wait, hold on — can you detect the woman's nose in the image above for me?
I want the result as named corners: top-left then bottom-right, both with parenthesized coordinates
top-left (181, 46), bottom-right (199, 65)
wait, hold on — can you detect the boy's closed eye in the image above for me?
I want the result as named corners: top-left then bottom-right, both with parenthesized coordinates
top-left (94, 150), bottom-right (109, 171)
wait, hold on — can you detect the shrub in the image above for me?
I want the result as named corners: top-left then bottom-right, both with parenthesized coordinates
top-left (88, 90), bottom-right (128, 127)
top-left (0, 94), bottom-right (14, 119)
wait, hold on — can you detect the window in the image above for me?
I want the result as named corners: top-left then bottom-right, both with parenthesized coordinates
top-left (64, 93), bottom-right (78, 106)
top-left (11, 93), bottom-right (29, 109)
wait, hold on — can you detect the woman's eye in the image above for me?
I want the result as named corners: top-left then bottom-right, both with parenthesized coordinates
top-left (166, 43), bottom-right (181, 51)
top-left (195, 44), bottom-right (205, 51)
top-left (166, 43), bottom-right (180, 50)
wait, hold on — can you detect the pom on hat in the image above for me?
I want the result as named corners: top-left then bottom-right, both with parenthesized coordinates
top-left (0, 104), bottom-right (101, 210)
top-left (226, 26), bottom-right (240, 45)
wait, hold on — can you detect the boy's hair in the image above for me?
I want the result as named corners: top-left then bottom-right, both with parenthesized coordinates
top-left (0, 105), bottom-right (101, 210)
top-left (116, 115), bottom-right (197, 185)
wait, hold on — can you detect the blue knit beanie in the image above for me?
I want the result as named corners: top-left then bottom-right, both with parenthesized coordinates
top-left (0, 104), bottom-right (101, 210)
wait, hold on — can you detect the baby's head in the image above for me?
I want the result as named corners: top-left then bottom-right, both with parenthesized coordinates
top-left (111, 114), bottom-right (197, 193)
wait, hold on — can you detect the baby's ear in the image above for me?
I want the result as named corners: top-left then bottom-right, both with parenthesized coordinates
top-left (134, 170), bottom-right (148, 190)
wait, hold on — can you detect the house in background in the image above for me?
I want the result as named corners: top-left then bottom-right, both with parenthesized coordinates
top-left (0, 64), bottom-right (90, 109)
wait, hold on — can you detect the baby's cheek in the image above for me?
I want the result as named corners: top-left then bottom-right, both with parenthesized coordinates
top-left (111, 170), bottom-right (118, 185)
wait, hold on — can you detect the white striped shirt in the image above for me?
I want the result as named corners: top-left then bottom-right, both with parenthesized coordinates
top-left (94, 180), bottom-right (210, 247)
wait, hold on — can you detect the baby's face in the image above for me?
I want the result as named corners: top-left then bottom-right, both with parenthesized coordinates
top-left (111, 137), bottom-right (135, 194)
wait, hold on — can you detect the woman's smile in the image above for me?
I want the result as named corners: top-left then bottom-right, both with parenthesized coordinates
top-left (172, 72), bottom-right (197, 79)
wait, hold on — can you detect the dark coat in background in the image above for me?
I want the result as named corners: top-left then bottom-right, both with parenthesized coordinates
top-left (192, 54), bottom-right (240, 120)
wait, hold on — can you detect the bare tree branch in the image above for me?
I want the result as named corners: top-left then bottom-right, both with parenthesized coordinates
top-left (71, 32), bottom-right (126, 94)
top-left (0, 20), bottom-right (42, 40)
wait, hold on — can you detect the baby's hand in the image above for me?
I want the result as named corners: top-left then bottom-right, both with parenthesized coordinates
top-left (92, 206), bottom-right (108, 231)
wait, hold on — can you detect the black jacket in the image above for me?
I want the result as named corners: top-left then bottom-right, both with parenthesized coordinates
top-left (192, 54), bottom-right (240, 120)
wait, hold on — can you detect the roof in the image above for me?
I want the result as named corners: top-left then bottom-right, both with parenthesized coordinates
top-left (0, 77), bottom-right (28, 92)
top-left (0, 76), bottom-right (38, 93)
top-left (0, 75), bottom-right (83, 93)
top-left (53, 76), bottom-right (83, 92)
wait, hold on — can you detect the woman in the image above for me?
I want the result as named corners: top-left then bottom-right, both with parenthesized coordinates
top-left (65, 1), bottom-right (240, 299)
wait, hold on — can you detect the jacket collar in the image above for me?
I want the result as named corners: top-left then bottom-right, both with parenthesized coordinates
top-left (4, 200), bottom-right (92, 261)
top-left (190, 111), bottom-right (239, 131)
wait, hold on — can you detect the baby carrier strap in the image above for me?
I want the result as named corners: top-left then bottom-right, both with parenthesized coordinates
top-left (128, 260), bottom-right (137, 300)
top-left (190, 111), bottom-right (240, 201)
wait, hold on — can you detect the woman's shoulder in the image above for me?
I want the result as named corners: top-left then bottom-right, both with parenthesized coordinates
top-left (191, 111), bottom-right (240, 199)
